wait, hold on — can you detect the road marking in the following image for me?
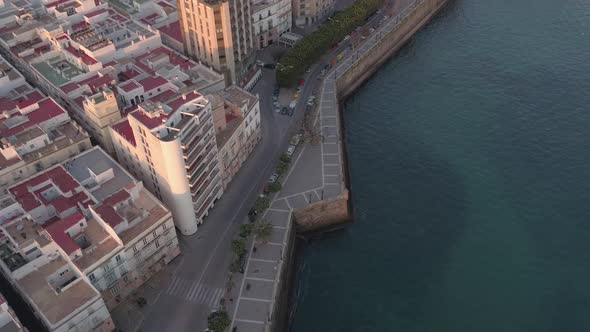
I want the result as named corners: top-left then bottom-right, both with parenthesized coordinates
top-left (324, 174), bottom-right (339, 177)
top-left (257, 242), bottom-right (282, 246)
top-left (246, 277), bottom-right (275, 282)
top-left (324, 163), bottom-right (340, 166)
top-left (234, 319), bottom-right (265, 324)
top-left (323, 153), bottom-right (340, 156)
top-left (239, 297), bottom-right (272, 303)
top-left (267, 208), bottom-right (290, 212)
top-left (188, 284), bottom-right (201, 301)
top-left (250, 258), bottom-right (276, 263)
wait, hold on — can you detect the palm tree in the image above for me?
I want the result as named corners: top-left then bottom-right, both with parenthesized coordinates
top-left (254, 220), bottom-right (273, 243)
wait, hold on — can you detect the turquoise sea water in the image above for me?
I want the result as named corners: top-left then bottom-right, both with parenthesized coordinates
top-left (291, 0), bottom-right (590, 331)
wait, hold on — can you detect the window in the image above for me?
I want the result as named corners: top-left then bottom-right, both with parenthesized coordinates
top-left (123, 275), bottom-right (129, 283)
top-left (103, 263), bottom-right (110, 272)
top-left (115, 255), bottom-right (121, 263)
top-left (79, 222), bottom-right (83, 227)
top-left (143, 238), bottom-right (148, 245)
top-left (162, 223), bottom-right (167, 231)
top-left (155, 239), bottom-right (160, 248)
top-left (109, 283), bottom-right (121, 296)
top-left (88, 273), bottom-right (96, 282)
top-left (152, 230), bottom-right (157, 238)
top-left (133, 245), bottom-right (138, 253)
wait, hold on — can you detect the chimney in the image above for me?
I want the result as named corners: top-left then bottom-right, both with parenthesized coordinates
top-left (182, 94), bottom-right (186, 100)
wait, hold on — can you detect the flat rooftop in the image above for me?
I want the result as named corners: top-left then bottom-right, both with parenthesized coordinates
top-left (223, 86), bottom-right (258, 111)
top-left (32, 58), bottom-right (85, 86)
top-left (16, 255), bottom-right (98, 326)
top-left (64, 148), bottom-right (134, 201)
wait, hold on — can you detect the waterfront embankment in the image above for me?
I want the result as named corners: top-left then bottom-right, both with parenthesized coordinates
top-left (229, 0), bottom-right (448, 330)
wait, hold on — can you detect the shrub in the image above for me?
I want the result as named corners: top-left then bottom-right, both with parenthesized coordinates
top-left (239, 223), bottom-right (253, 238)
top-left (280, 154), bottom-right (292, 164)
top-left (207, 310), bottom-right (231, 332)
top-left (267, 181), bottom-right (282, 193)
top-left (254, 196), bottom-right (270, 214)
top-left (276, 160), bottom-right (289, 176)
top-left (231, 239), bottom-right (246, 258)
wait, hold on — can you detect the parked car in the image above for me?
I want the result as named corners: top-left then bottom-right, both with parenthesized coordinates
top-left (273, 101), bottom-right (280, 108)
top-left (307, 96), bottom-right (316, 106)
top-left (273, 87), bottom-right (280, 96)
top-left (286, 145), bottom-right (296, 157)
top-left (269, 173), bottom-right (279, 183)
top-left (255, 60), bottom-right (264, 66)
top-left (264, 63), bottom-right (276, 69)
top-left (305, 67), bottom-right (312, 73)
top-left (281, 107), bottom-right (288, 115)
top-left (320, 69), bottom-right (327, 76)
top-left (289, 100), bottom-right (297, 109)
top-left (288, 108), bottom-right (294, 117)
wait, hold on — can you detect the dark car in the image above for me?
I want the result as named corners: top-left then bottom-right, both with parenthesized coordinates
top-left (264, 63), bottom-right (276, 69)
top-left (281, 107), bottom-right (288, 115)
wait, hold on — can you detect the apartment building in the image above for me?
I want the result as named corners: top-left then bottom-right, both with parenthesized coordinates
top-left (0, 293), bottom-right (25, 332)
top-left (2, 147), bottom-right (180, 313)
top-left (0, 4), bottom-right (224, 154)
top-left (177, 0), bottom-right (255, 84)
top-left (292, 0), bottom-right (334, 27)
top-left (211, 86), bottom-right (261, 188)
top-left (0, 56), bottom-right (91, 188)
top-left (252, 0), bottom-right (291, 48)
top-left (0, 215), bottom-right (115, 332)
top-left (110, 90), bottom-right (223, 235)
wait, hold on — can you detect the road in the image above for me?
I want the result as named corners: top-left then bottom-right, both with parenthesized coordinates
top-left (111, 2), bottom-right (401, 330)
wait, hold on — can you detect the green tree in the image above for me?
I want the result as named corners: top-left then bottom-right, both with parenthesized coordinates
top-left (254, 220), bottom-right (274, 243)
top-left (254, 196), bottom-right (270, 214)
top-left (207, 310), bottom-right (231, 332)
top-left (276, 160), bottom-right (289, 176)
top-left (277, 0), bottom-right (384, 87)
top-left (239, 223), bottom-right (253, 238)
top-left (231, 238), bottom-right (246, 258)
top-left (267, 181), bottom-right (282, 193)
top-left (280, 154), bottom-right (292, 164)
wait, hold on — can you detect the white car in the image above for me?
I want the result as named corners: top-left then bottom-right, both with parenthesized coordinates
top-left (255, 60), bottom-right (264, 66)
top-left (307, 96), bottom-right (315, 106)
top-left (289, 100), bottom-right (297, 109)
top-left (286, 145), bottom-right (296, 157)
top-left (269, 173), bottom-right (278, 183)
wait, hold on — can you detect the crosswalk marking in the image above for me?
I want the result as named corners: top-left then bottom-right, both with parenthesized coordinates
top-left (165, 277), bottom-right (224, 309)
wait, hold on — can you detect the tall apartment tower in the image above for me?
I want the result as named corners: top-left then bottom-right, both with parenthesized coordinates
top-left (177, 0), bottom-right (255, 85)
top-left (110, 91), bottom-right (223, 235)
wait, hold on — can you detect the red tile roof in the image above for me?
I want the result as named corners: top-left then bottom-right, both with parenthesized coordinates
top-left (95, 205), bottom-right (124, 228)
top-left (130, 109), bottom-right (167, 129)
top-left (84, 8), bottom-right (108, 18)
top-left (158, 21), bottom-right (182, 43)
top-left (149, 89), bottom-right (176, 103)
top-left (167, 91), bottom-right (201, 112)
top-left (102, 189), bottom-right (130, 206)
top-left (138, 76), bottom-right (167, 92)
top-left (64, 46), bottom-right (98, 65)
top-left (119, 80), bottom-right (141, 93)
top-left (44, 215), bottom-right (81, 255)
top-left (111, 119), bottom-right (136, 147)
top-left (0, 97), bottom-right (65, 136)
top-left (9, 167), bottom-right (80, 211)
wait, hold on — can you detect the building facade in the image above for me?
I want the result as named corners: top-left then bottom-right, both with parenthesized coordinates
top-left (212, 86), bottom-right (261, 188)
top-left (110, 91), bottom-right (223, 235)
top-left (177, 0), bottom-right (255, 84)
top-left (292, 0), bottom-right (334, 27)
top-left (252, 0), bottom-right (291, 49)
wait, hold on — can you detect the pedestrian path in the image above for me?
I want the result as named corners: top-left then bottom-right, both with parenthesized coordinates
top-left (165, 277), bottom-right (224, 309)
